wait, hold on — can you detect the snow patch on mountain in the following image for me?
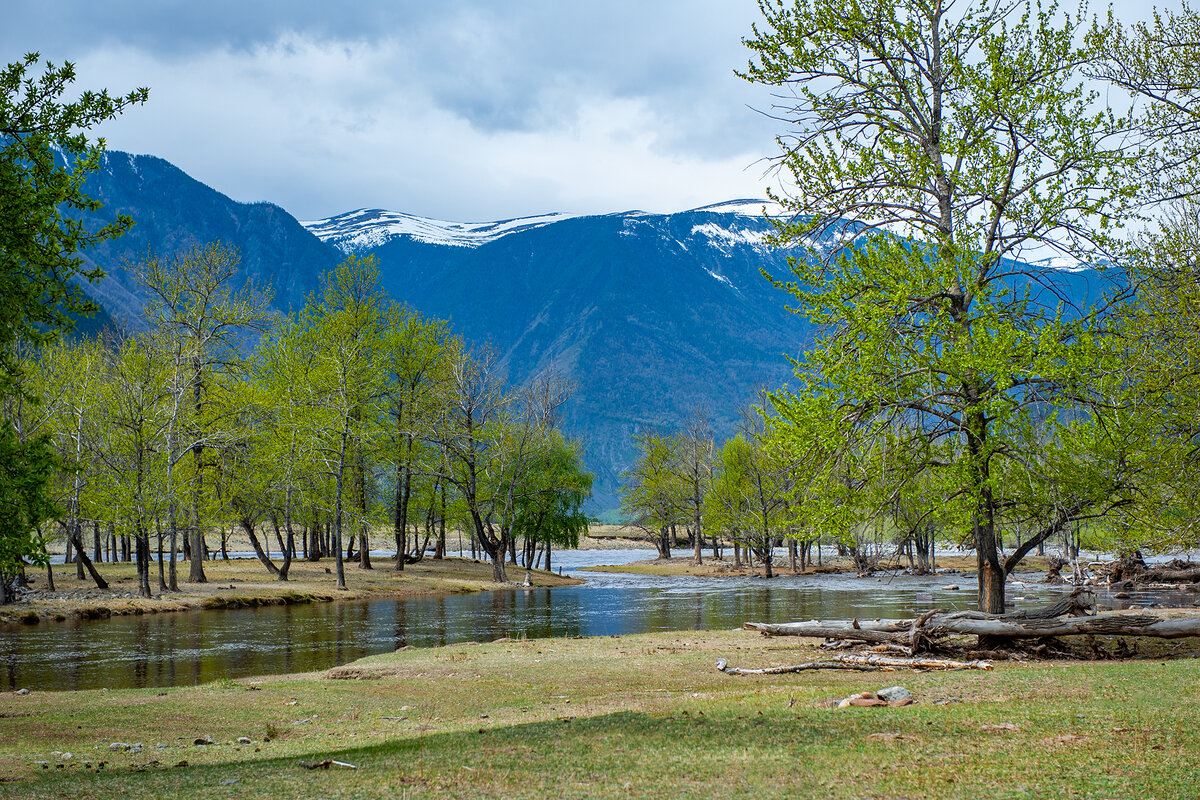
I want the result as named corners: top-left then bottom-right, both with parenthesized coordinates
top-left (690, 222), bottom-right (772, 251)
top-left (303, 208), bottom-right (585, 251)
top-left (1027, 253), bottom-right (1090, 272)
top-left (305, 200), bottom-right (784, 252)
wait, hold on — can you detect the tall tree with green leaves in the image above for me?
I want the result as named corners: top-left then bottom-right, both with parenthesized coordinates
top-left (381, 307), bottom-right (459, 571)
top-left (511, 432), bottom-right (592, 573)
top-left (743, 0), bottom-right (1141, 612)
top-left (620, 430), bottom-right (683, 559)
top-left (299, 254), bottom-right (388, 589)
top-left (0, 54), bottom-right (146, 596)
top-left (134, 242), bottom-right (272, 588)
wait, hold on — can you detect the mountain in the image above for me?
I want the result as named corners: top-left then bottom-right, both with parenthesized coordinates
top-left (71, 151), bottom-right (1114, 513)
top-left (303, 201), bottom-right (815, 510)
top-left (73, 150), bottom-right (341, 324)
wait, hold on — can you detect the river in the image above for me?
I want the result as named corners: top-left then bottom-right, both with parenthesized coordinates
top-left (0, 549), bottom-right (1181, 692)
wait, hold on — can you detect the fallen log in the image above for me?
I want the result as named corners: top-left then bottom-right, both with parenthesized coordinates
top-left (745, 610), bottom-right (1200, 643)
top-left (715, 653), bottom-right (992, 675)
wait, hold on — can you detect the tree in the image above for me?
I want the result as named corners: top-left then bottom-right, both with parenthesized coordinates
top-left (432, 355), bottom-right (571, 583)
top-left (677, 411), bottom-right (714, 566)
top-left (620, 430), bottom-right (683, 559)
top-left (1092, 4), bottom-right (1200, 204)
top-left (1111, 203), bottom-right (1200, 547)
top-left (92, 335), bottom-right (172, 598)
top-left (297, 255), bottom-right (388, 589)
top-left (380, 307), bottom-right (459, 570)
top-left (743, 0), bottom-right (1140, 612)
top-left (707, 433), bottom-right (790, 577)
top-left (511, 432), bottom-right (592, 573)
top-left (0, 54), bottom-right (146, 597)
top-left (133, 242), bottom-right (273, 587)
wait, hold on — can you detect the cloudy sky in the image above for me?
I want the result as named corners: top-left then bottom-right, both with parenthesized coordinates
top-left (4, 0), bottom-right (1168, 223)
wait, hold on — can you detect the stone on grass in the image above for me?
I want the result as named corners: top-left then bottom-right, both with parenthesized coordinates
top-left (237, 737), bottom-right (252, 745)
top-left (877, 686), bottom-right (913, 703)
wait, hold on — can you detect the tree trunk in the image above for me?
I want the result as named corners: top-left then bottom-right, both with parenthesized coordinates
top-left (155, 517), bottom-right (167, 592)
top-left (241, 520), bottom-right (280, 576)
top-left (66, 526), bottom-right (108, 590)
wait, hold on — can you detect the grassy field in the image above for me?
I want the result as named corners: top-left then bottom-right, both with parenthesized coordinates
top-left (2, 628), bottom-right (1198, 799)
top-left (0, 557), bottom-right (580, 625)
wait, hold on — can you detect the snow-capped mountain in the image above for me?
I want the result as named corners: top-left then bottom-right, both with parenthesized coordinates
top-left (302, 201), bottom-right (810, 508)
top-left (304, 208), bottom-right (587, 251)
top-left (302, 199), bottom-right (787, 253)
top-left (73, 151), bottom-right (1110, 511)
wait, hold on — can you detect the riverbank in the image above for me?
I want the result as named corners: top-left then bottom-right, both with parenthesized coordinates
top-left (3, 626), bottom-right (1199, 798)
top-left (580, 553), bottom-right (1055, 578)
top-left (0, 558), bottom-right (581, 626)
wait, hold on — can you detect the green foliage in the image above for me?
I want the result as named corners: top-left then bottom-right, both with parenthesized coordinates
top-left (0, 54), bottom-right (147, 383)
top-left (0, 54), bottom-right (145, 587)
top-left (512, 433), bottom-right (592, 550)
top-left (0, 424), bottom-right (56, 577)
top-left (619, 431), bottom-right (683, 535)
top-left (743, 0), bottom-right (1143, 610)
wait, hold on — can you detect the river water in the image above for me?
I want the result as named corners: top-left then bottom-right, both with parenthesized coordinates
top-left (0, 550), bottom-right (1183, 692)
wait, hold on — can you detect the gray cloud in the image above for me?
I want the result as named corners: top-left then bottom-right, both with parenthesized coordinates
top-left (3, 0), bottom-right (1166, 221)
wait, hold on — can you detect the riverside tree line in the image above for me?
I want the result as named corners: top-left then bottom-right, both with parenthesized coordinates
top-left (7, 1), bottom-right (1200, 616)
top-left (620, 0), bottom-right (1200, 613)
top-left (3, 242), bottom-right (590, 600)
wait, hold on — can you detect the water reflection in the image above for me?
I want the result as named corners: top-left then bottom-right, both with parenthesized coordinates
top-left (0, 550), bottom-right (1183, 692)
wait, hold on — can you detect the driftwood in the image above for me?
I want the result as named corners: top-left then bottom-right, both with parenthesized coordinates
top-left (1106, 557), bottom-right (1200, 585)
top-left (745, 610), bottom-right (1200, 646)
top-left (715, 653), bottom-right (992, 675)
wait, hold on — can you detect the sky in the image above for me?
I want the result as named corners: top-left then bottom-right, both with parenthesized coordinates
top-left (3, 0), bottom-right (1172, 223)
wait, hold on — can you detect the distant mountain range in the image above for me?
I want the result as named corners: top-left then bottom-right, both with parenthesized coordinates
top-left (70, 150), bottom-right (1112, 512)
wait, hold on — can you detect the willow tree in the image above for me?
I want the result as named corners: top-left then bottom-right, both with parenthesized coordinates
top-left (744, 0), bottom-right (1140, 612)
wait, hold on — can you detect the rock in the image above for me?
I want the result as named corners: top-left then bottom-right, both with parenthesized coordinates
top-left (15, 688), bottom-right (29, 695)
top-left (887, 698), bottom-right (914, 707)
top-left (1113, 592), bottom-right (1131, 599)
top-left (193, 736), bottom-right (213, 746)
top-left (236, 737), bottom-right (252, 745)
top-left (848, 696), bottom-right (888, 707)
top-left (934, 696), bottom-right (962, 706)
top-left (61, 753), bottom-right (73, 760)
top-left (941, 584), bottom-right (961, 591)
top-left (877, 686), bottom-right (913, 703)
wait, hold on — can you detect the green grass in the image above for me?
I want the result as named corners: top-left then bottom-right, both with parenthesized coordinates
top-left (2, 630), bottom-right (1198, 798)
